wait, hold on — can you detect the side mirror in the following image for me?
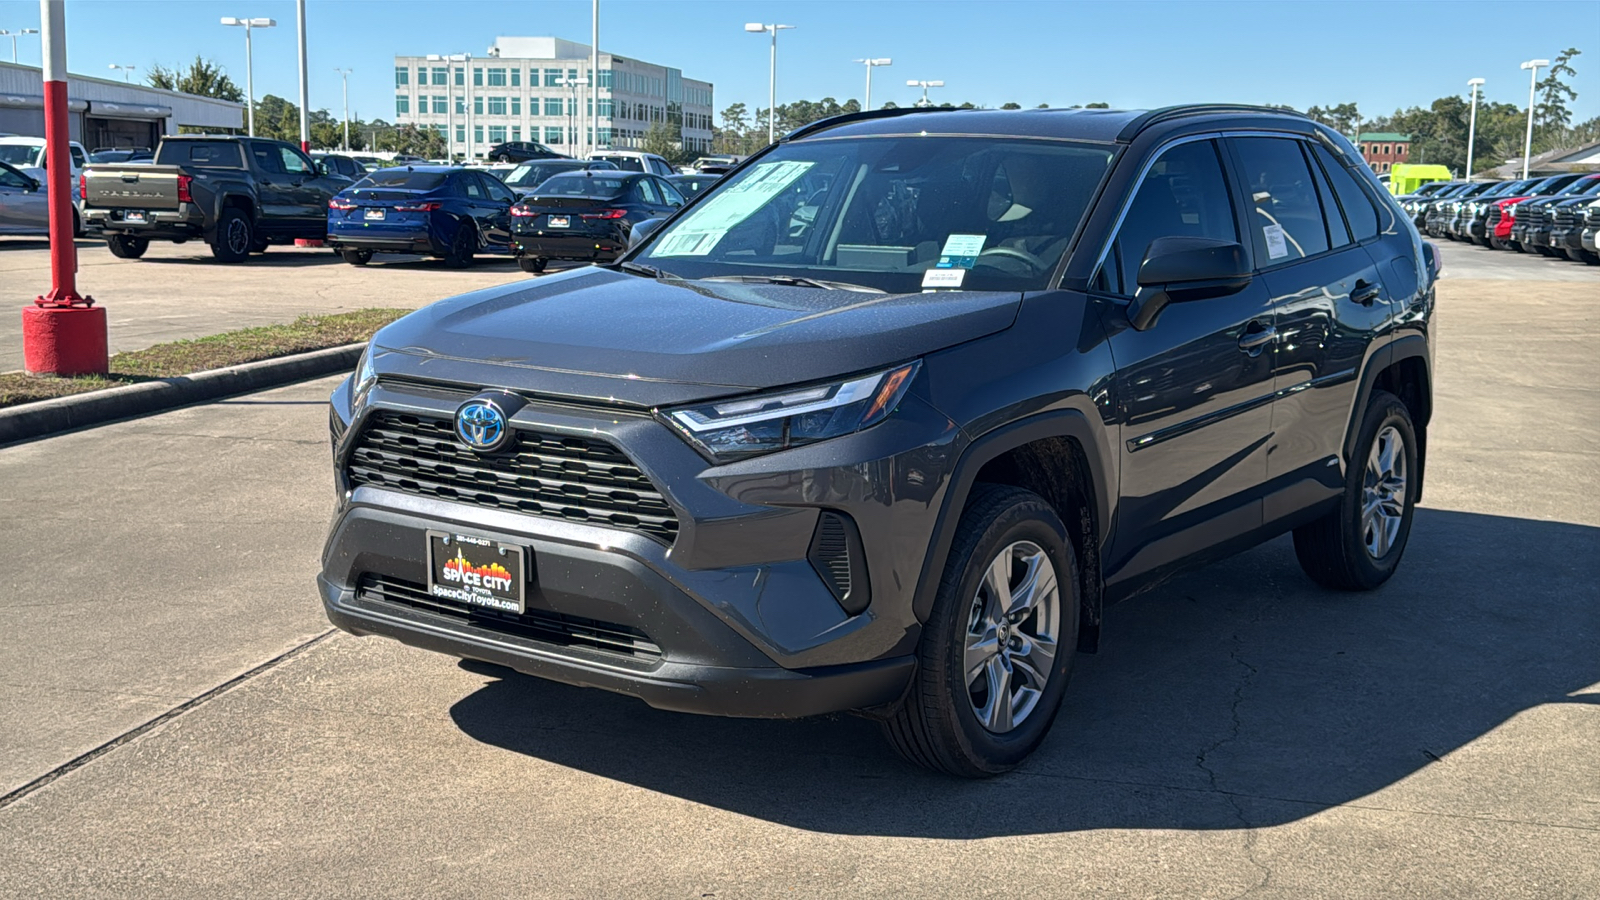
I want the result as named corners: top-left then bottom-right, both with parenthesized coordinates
top-left (1128, 236), bottom-right (1252, 331)
top-left (629, 217), bottom-right (666, 249)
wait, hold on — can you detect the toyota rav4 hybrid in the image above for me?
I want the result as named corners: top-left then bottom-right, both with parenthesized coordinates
top-left (321, 105), bottom-right (1437, 777)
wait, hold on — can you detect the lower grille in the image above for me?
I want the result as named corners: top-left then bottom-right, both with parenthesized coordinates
top-left (357, 573), bottom-right (662, 659)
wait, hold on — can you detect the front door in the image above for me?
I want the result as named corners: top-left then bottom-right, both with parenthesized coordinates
top-left (0, 165), bottom-right (48, 234)
top-left (1097, 138), bottom-right (1277, 592)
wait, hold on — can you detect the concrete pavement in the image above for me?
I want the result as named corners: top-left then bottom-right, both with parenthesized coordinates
top-left (0, 244), bottom-right (1595, 898)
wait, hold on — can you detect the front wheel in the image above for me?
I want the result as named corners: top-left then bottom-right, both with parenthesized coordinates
top-left (883, 484), bottom-right (1079, 777)
top-left (106, 234), bottom-right (148, 259)
top-left (517, 256), bottom-right (545, 274)
top-left (1293, 390), bottom-right (1418, 591)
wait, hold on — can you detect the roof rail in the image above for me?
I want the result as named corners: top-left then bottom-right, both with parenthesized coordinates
top-left (783, 105), bottom-right (957, 142)
top-left (1115, 104), bottom-right (1310, 142)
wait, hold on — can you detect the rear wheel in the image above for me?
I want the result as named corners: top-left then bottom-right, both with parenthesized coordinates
top-left (209, 207), bottom-right (253, 263)
top-left (1293, 390), bottom-right (1418, 591)
top-left (341, 248), bottom-right (372, 266)
top-left (443, 222), bottom-right (476, 269)
top-left (883, 484), bottom-right (1079, 777)
top-left (106, 234), bottom-right (148, 259)
top-left (517, 256), bottom-right (546, 274)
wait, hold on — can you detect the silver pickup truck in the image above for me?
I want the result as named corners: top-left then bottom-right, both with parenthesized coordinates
top-left (81, 135), bottom-right (354, 262)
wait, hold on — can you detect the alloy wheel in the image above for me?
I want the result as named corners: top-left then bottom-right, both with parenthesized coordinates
top-left (226, 218), bottom-right (249, 255)
top-left (963, 541), bottom-right (1061, 734)
top-left (1361, 425), bottom-right (1407, 559)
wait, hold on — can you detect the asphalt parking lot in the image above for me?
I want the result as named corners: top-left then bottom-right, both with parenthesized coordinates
top-left (0, 242), bottom-right (1595, 898)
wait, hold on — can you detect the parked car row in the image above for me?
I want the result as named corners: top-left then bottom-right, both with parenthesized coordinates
top-left (1399, 172), bottom-right (1600, 265)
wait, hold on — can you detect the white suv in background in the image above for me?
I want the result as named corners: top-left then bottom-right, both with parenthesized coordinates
top-left (0, 136), bottom-right (89, 182)
top-left (586, 150), bottom-right (676, 177)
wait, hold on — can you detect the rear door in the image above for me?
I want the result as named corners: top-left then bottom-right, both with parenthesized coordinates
top-left (477, 172), bottom-right (518, 248)
top-left (1224, 135), bottom-right (1393, 525)
top-left (1099, 137), bottom-right (1277, 591)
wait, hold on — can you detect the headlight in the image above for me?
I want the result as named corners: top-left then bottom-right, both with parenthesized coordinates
top-left (663, 361), bottom-right (920, 462)
top-left (353, 344), bottom-right (377, 398)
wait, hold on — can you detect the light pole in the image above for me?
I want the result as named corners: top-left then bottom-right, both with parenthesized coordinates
top-left (334, 67), bottom-right (351, 151)
top-left (854, 57), bottom-right (891, 111)
top-left (907, 79), bottom-right (945, 107)
top-left (108, 63), bottom-right (135, 83)
top-left (220, 17), bottom-right (275, 137)
top-left (560, 76), bottom-right (589, 154)
top-left (1465, 77), bottom-right (1484, 180)
top-left (745, 23), bottom-right (794, 146)
top-left (1519, 59), bottom-right (1549, 180)
top-left (426, 53), bottom-right (466, 161)
top-left (1, 27), bottom-right (38, 63)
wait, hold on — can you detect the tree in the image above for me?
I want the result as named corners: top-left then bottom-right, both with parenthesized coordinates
top-left (642, 120), bottom-right (682, 162)
top-left (1035, 103), bottom-right (1049, 109)
top-left (146, 55), bottom-right (244, 103)
top-left (1306, 102), bottom-right (1361, 139)
top-left (1000, 102), bottom-right (1021, 110)
top-left (1536, 48), bottom-right (1581, 133)
top-left (1084, 102), bottom-right (1110, 109)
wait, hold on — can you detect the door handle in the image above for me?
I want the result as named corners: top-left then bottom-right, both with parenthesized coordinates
top-left (1352, 279), bottom-right (1381, 305)
top-left (1238, 322), bottom-right (1277, 355)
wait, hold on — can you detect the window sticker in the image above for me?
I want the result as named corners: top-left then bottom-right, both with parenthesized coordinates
top-left (935, 233), bottom-right (987, 269)
top-left (922, 268), bottom-right (967, 288)
top-left (1263, 223), bottom-right (1289, 260)
top-left (653, 160), bottom-right (816, 256)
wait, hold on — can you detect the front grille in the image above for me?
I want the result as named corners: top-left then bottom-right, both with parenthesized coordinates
top-left (1553, 207), bottom-right (1576, 228)
top-left (1586, 205), bottom-right (1600, 226)
top-left (347, 410), bottom-right (678, 542)
top-left (357, 573), bottom-right (662, 659)
top-left (1488, 206), bottom-right (1503, 229)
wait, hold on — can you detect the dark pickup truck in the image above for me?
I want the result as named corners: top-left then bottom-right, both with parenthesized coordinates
top-left (81, 136), bottom-right (356, 262)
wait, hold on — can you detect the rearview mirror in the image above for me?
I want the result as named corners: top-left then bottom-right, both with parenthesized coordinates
top-left (1128, 236), bottom-right (1252, 331)
top-left (629, 217), bottom-right (666, 249)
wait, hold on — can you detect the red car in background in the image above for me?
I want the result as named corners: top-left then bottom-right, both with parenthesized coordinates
top-left (1486, 173), bottom-right (1587, 251)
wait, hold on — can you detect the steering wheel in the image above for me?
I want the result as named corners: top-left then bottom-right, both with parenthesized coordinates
top-left (977, 246), bottom-right (1048, 271)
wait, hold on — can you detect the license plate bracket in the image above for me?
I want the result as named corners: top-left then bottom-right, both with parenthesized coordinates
top-left (548, 215), bottom-right (570, 228)
top-left (124, 210), bottom-right (147, 223)
top-left (426, 531), bottom-right (527, 614)
top-left (364, 208), bottom-right (386, 221)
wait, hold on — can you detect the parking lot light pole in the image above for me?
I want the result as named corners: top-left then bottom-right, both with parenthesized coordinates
top-left (854, 57), bottom-right (890, 111)
top-left (108, 63), bottom-right (134, 82)
top-left (220, 16), bottom-right (275, 137)
top-left (1520, 59), bottom-right (1548, 180)
top-left (1465, 77), bottom-right (1484, 180)
top-left (560, 76), bottom-right (588, 154)
top-left (745, 23), bottom-right (794, 146)
top-left (907, 79), bottom-right (945, 107)
top-left (1, 27), bottom-right (39, 64)
top-left (334, 68), bottom-right (351, 151)
top-left (294, 0), bottom-right (308, 152)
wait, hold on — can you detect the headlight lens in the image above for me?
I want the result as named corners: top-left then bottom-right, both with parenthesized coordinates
top-left (353, 344), bottom-right (377, 398)
top-left (664, 361), bottom-right (920, 462)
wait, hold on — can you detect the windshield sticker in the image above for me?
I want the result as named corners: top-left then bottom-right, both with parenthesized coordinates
top-left (653, 160), bottom-right (817, 256)
top-left (935, 233), bottom-right (986, 269)
top-left (1263, 223), bottom-right (1289, 260)
top-left (922, 268), bottom-right (967, 288)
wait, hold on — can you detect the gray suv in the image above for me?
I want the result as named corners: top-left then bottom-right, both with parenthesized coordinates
top-left (321, 105), bottom-right (1436, 776)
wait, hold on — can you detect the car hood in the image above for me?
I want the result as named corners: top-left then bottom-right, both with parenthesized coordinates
top-left (371, 266), bottom-right (1023, 407)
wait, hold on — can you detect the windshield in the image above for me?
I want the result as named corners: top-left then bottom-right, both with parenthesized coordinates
top-left (638, 136), bottom-right (1115, 293)
top-left (0, 145), bottom-right (41, 166)
top-left (531, 173), bottom-right (629, 198)
top-left (355, 170), bottom-right (447, 190)
top-left (591, 154), bottom-right (645, 172)
top-left (504, 162), bottom-right (576, 187)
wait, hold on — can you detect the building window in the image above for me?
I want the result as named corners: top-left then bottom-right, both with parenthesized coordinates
top-left (488, 96), bottom-right (506, 116)
top-left (431, 67), bottom-right (447, 86)
top-left (395, 95), bottom-right (409, 115)
top-left (567, 68), bottom-right (578, 87)
top-left (487, 67), bottom-right (506, 87)
top-left (597, 127), bottom-right (612, 146)
top-left (511, 68), bottom-right (521, 88)
top-left (510, 96), bottom-right (521, 116)
top-left (545, 126), bottom-right (563, 144)
top-left (597, 69), bottom-right (612, 88)
top-left (544, 68), bottom-right (562, 87)
top-left (488, 125), bottom-right (506, 143)
top-left (456, 96), bottom-right (464, 115)
top-left (395, 66), bottom-right (408, 86)
top-left (455, 68), bottom-right (463, 86)
top-left (598, 98), bottom-right (613, 117)
top-left (544, 97), bottom-right (563, 116)
top-left (456, 124), bottom-right (465, 143)
top-left (511, 126), bottom-right (521, 142)
top-left (432, 96), bottom-right (447, 115)
top-left (474, 96), bottom-right (483, 115)
top-left (473, 67), bottom-right (483, 87)
top-left (475, 125), bottom-right (484, 144)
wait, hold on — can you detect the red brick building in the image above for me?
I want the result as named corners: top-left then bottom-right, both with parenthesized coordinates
top-left (1358, 132), bottom-right (1412, 174)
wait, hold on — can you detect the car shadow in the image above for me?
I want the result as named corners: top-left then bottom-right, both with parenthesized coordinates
top-left (449, 508), bottom-right (1599, 837)
top-left (124, 250), bottom-right (348, 268)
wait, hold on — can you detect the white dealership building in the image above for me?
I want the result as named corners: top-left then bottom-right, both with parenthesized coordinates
top-left (0, 61), bottom-right (243, 150)
top-left (392, 36), bottom-right (713, 159)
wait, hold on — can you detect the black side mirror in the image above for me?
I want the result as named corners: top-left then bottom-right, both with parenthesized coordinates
top-left (629, 217), bottom-right (666, 249)
top-left (1128, 236), bottom-right (1252, 331)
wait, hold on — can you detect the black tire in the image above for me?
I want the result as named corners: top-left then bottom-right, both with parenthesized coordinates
top-left (72, 209), bottom-right (82, 238)
top-left (883, 484), bottom-right (1080, 778)
top-left (1580, 250), bottom-right (1599, 266)
top-left (250, 236), bottom-right (271, 254)
top-left (210, 207), bottom-right (253, 263)
top-left (106, 234), bottom-right (148, 259)
top-left (341, 248), bottom-right (372, 266)
top-left (517, 256), bottom-right (546, 274)
top-left (1293, 390), bottom-right (1418, 591)
top-left (443, 221), bottom-right (476, 269)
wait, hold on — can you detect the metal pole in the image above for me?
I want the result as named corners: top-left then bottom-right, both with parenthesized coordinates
top-left (590, 0), bottom-right (599, 157)
top-left (1465, 80), bottom-right (1481, 180)
top-left (465, 54), bottom-right (473, 161)
top-left (339, 69), bottom-right (350, 151)
top-left (446, 59), bottom-right (454, 161)
top-left (295, 0), bottom-right (309, 152)
top-left (244, 23), bottom-right (255, 136)
top-left (768, 27), bottom-right (776, 145)
top-left (1522, 65), bottom-right (1539, 180)
top-left (865, 63), bottom-right (872, 111)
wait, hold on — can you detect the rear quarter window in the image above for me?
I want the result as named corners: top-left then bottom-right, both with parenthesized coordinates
top-left (157, 142), bottom-right (244, 167)
top-left (1313, 144), bottom-right (1379, 242)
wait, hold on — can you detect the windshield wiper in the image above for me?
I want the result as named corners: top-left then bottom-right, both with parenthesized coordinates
top-left (618, 261), bottom-right (673, 279)
top-left (699, 274), bottom-right (884, 293)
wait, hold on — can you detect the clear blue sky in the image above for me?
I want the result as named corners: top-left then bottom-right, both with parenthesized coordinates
top-left (1, 0), bottom-right (1594, 128)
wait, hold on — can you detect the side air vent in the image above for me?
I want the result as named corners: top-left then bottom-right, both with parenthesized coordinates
top-left (808, 511), bottom-right (870, 616)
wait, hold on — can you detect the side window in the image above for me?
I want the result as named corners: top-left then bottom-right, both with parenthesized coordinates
top-left (634, 178), bottom-right (660, 205)
top-left (1305, 147), bottom-right (1350, 249)
top-left (484, 176), bottom-right (517, 205)
top-left (252, 144), bottom-right (284, 174)
top-left (1094, 139), bottom-right (1238, 296)
top-left (1230, 136), bottom-right (1330, 266)
top-left (1312, 144), bottom-right (1380, 242)
top-left (279, 146), bottom-right (312, 175)
top-left (0, 167), bottom-right (30, 189)
top-left (70, 146), bottom-right (87, 169)
top-left (657, 178), bottom-right (685, 207)
top-left (463, 175), bottom-right (485, 199)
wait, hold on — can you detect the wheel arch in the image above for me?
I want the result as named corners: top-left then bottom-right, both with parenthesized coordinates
top-left (1344, 335), bottom-right (1432, 500)
top-left (913, 409), bottom-right (1112, 653)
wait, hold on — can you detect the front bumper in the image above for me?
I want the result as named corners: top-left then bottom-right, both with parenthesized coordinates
top-left (1582, 227), bottom-right (1598, 252)
top-left (320, 374), bottom-right (963, 718)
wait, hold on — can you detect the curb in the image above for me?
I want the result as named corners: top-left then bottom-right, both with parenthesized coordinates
top-left (0, 342), bottom-right (361, 447)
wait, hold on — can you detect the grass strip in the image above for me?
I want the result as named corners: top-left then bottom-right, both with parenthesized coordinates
top-left (0, 308), bottom-right (407, 409)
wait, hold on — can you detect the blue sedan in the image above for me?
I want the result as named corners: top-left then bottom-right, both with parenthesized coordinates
top-left (326, 166), bottom-right (519, 267)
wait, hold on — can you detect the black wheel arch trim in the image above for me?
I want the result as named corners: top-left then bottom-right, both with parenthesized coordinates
top-left (911, 407), bottom-right (1111, 652)
top-left (1342, 333), bottom-right (1432, 498)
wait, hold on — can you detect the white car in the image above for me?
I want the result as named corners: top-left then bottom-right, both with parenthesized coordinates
top-left (587, 150), bottom-right (676, 177)
top-left (0, 136), bottom-right (90, 183)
